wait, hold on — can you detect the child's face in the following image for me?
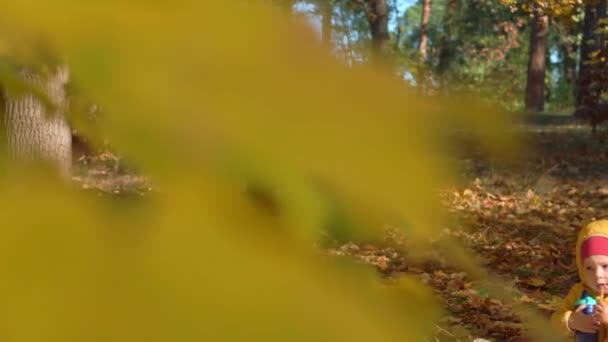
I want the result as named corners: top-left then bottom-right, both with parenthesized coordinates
top-left (583, 255), bottom-right (608, 292)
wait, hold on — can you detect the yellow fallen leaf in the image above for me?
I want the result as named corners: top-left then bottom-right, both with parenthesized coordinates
top-left (526, 277), bottom-right (546, 288)
top-left (434, 270), bottom-right (448, 278)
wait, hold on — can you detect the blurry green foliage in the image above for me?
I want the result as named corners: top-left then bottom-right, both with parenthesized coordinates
top-left (0, 1), bottom-right (565, 341)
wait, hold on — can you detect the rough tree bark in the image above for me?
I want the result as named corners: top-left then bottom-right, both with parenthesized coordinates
top-left (3, 65), bottom-right (72, 178)
top-left (576, 0), bottom-right (607, 106)
top-left (437, 0), bottom-right (456, 89)
top-left (524, 10), bottom-right (549, 112)
top-left (418, 0), bottom-right (431, 61)
top-left (365, 0), bottom-right (389, 61)
top-left (554, 21), bottom-right (578, 98)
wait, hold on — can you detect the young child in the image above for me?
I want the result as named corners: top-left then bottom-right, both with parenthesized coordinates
top-left (552, 220), bottom-right (608, 339)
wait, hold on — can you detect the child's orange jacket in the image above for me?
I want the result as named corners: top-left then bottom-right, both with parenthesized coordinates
top-left (551, 220), bottom-right (608, 339)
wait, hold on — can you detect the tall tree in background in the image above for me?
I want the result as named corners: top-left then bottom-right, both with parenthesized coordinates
top-left (576, 0), bottom-right (607, 106)
top-left (365, 0), bottom-right (390, 60)
top-left (524, 8), bottom-right (549, 111)
top-left (418, 0), bottom-right (432, 61)
top-left (390, 0), bottom-right (402, 51)
top-left (553, 19), bottom-right (580, 102)
top-left (399, 0), bottom-right (529, 107)
top-left (321, 0), bottom-right (333, 46)
top-left (437, 0), bottom-right (457, 87)
top-left (292, 0), bottom-right (586, 111)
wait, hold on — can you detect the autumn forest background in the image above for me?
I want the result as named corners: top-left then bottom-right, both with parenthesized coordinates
top-left (0, 1), bottom-right (607, 341)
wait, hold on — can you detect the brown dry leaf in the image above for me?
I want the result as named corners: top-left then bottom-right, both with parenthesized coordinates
top-left (446, 279), bottom-right (464, 292)
top-left (453, 289), bottom-right (477, 298)
top-left (546, 296), bottom-right (564, 310)
top-left (537, 303), bottom-right (555, 312)
top-left (525, 277), bottom-right (546, 288)
top-left (449, 325), bottom-right (473, 340)
top-left (377, 256), bottom-right (389, 271)
top-left (526, 189), bottom-right (535, 199)
top-left (362, 244), bottom-right (378, 252)
top-left (519, 295), bottom-right (534, 303)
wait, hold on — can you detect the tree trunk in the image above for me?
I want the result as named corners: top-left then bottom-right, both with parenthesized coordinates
top-left (524, 11), bottom-right (549, 112)
top-left (391, 0), bottom-right (402, 51)
top-left (437, 0), bottom-right (456, 86)
top-left (3, 65), bottom-right (72, 178)
top-left (321, 1), bottom-right (332, 46)
top-left (576, 0), bottom-right (607, 106)
top-left (365, 0), bottom-right (389, 61)
top-left (555, 22), bottom-right (578, 95)
top-left (418, 0), bottom-right (432, 61)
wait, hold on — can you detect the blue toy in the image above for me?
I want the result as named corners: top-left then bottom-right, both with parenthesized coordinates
top-left (574, 291), bottom-right (598, 342)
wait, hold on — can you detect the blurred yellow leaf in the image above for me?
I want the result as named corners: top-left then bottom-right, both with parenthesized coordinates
top-left (0, 1), bottom-right (557, 341)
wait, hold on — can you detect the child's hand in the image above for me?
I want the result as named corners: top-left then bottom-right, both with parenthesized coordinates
top-left (569, 305), bottom-right (599, 333)
top-left (594, 301), bottom-right (608, 325)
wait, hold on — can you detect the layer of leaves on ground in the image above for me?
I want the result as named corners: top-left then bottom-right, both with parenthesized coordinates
top-left (326, 125), bottom-right (608, 341)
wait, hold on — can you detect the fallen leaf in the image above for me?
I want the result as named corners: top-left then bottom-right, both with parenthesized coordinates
top-left (434, 270), bottom-right (448, 278)
top-left (377, 256), bottom-right (389, 270)
top-left (525, 277), bottom-right (546, 288)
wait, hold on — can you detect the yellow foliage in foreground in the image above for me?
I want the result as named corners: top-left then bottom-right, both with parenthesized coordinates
top-left (0, 1), bottom-right (563, 341)
top-left (0, 176), bottom-right (438, 341)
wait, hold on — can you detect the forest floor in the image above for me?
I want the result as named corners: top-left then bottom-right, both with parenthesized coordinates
top-left (72, 120), bottom-right (608, 341)
top-left (329, 122), bottom-right (608, 341)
